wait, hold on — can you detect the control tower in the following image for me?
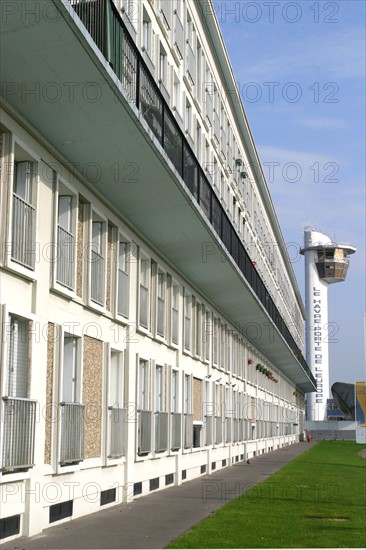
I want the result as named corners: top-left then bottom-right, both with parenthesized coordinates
top-left (301, 229), bottom-right (356, 421)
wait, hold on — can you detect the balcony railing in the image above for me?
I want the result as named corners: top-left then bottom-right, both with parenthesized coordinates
top-left (215, 416), bottom-right (222, 444)
top-left (90, 249), bottom-right (104, 305)
top-left (205, 415), bottom-right (212, 446)
top-left (184, 413), bottom-right (193, 448)
top-left (11, 194), bottom-right (36, 269)
top-left (1, 397), bottom-right (37, 472)
top-left (139, 285), bottom-right (149, 328)
top-left (138, 410), bottom-right (151, 454)
top-left (233, 418), bottom-right (239, 442)
top-left (174, 11), bottom-right (184, 59)
top-left (56, 225), bottom-right (75, 289)
top-left (71, 0), bottom-right (313, 385)
top-left (108, 406), bottom-right (126, 458)
top-left (155, 411), bottom-right (168, 452)
top-left (157, 297), bottom-right (165, 337)
top-left (171, 412), bottom-right (181, 450)
top-left (60, 402), bottom-right (85, 465)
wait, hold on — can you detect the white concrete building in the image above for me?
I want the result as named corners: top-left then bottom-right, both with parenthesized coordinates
top-left (0, 0), bottom-right (315, 541)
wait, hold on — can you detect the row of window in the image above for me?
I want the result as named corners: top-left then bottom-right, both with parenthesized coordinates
top-left (117, 0), bottom-right (304, 346)
top-left (2, 313), bottom-right (300, 474)
top-left (5, 153), bottom-right (295, 395)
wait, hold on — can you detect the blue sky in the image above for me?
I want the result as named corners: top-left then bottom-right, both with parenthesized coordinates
top-left (214, 0), bottom-right (365, 386)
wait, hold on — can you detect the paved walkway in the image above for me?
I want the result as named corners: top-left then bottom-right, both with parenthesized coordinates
top-left (3, 442), bottom-right (316, 550)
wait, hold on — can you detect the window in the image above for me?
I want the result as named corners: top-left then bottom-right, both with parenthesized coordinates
top-left (138, 359), bottom-right (149, 411)
top-left (6, 316), bottom-right (29, 398)
top-left (139, 256), bottom-right (150, 329)
top-left (171, 370), bottom-right (178, 413)
top-left (197, 41), bottom-right (202, 103)
top-left (185, 99), bottom-right (191, 136)
top-left (204, 310), bottom-right (211, 362)
top-left (184, 374), bottom-right (191, 414)
top-left (155, 365), bottom-right (164, 412)
top-left (110, 351), bottom-right (124, 408)
top-left (173, 72), bottom-right (181, 115)
top-left (196, 122), bottom-right (201, 162)
top-left (157, 271), bottom-right (166, 337)
top-left (195, 302), bottom-right (202, 357)
top-left (11, 157), bottom-right (36, 269)
top-left (117, 242), bottom-right (129, 318)
top-left (171, 282), bottom-right (179, 345)
top-left (62, 336), bottom-right (81, 403)
top-left (90, 215), bottom-right (105, 306)
top-left (220, 325), bottom-right (226, 369)
top-left (184, 291), bottom-right (192, 351)
top-left (213, 317), bottom-right (219, 365)
top-left (159, 45), bottom-right (167, 85)
top-left (56, 187), bottom-right (76, 290)
top-left (142, 10), bottom-right (152, 55)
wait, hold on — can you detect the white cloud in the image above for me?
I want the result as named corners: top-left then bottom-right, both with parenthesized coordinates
top-left (295, 117), bottom-right (347, 129)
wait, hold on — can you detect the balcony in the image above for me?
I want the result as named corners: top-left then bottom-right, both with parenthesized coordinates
top-left (186, 41), bottom-right (195, 85)
top-left (205, 415), bottom-right (213, 446)
top-left (155, 411), bottom-right (168, 452)
top-left (0, 0), bottom-right (315, 393)
top-left (90, 250), bottom-right (104, 305)
top-left (184, 414), bottom-right (193, 448)
top-left (60, 402), bottom-right (85, 465)
top-left (108, 406), bottom-right (127, 458)
top-left (138, 410), bottom-right (152, 455)
top-left (225, 417), bottom-right (231, 443)
top-left (215, 416), bottom-right (222, 445)
top-left (1, 397), bottom-right (37, 472)
top-left (171, 412), bottom-right (181, 450)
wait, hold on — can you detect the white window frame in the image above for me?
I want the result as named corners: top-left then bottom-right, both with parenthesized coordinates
top-left (5, 138), bottom-right (40, 281)
top-left (117, 238), bottom-right (130, 319)
top-left (88, 208), bottom-right (107, 310)
top-left (52, 178), bottom-right (78, 297)
top-left (170, 279), bottom-right (180, 346)
top-left (156, 269), bottom-right (166, 339)
top-left (139, 253), bottom-right (151, 331)
top-left (183, 290), bottom-right (192, 352)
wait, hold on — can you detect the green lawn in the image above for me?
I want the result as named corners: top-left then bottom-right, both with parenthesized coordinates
top-left (167, 441), bottom-right (366, 548)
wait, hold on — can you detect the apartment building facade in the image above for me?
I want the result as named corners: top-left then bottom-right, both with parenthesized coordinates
top-left (0, 0), bottom-right (316, 541)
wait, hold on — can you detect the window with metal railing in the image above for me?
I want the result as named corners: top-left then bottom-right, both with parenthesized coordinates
top-left (57, 194), bottom-right (75, 290)
top-left (117, 242), bottom-right (129, 317)
top-left (139, 257), bottom-right (150, 329)
top-left (90, 219), bottom-right (105, 306)
top-left (2, 315), bottom-right (37, 473)
top-left (11, 161), bottom-right (36, 269)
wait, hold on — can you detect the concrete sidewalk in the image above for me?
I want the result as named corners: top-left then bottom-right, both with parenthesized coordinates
top-left (3, 442), bottom-right (316, 550)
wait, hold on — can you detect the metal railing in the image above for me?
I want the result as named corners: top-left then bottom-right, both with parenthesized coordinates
top-left (90, 249), bottom-right (104, 305)
top-left (1, 397), bottom-right (37, 472)
top-left (138, 410), bottom-right (151, 454)
top-left (233, 418), bottom-right (239, 442)
top-left (213, 110), bottom-right (220, 142)
top-left (71, 0), bottom-right (314, 386)
top-left (184, 413), bottom-right (193, 448)
top-left (171, 412), bottom-right (181, 450)
top-left (215, 415), bottom-right (222, 444)
top-left (108, 406), bottom-right (126, 458)
top-left (157, 297), bottom-right (165, 336)
top-left (205, 415), bottom-right (212, 446)
top-left (11, 194), bottom-right (36, 269)
top-left (60, 402), bottom-right (85, 465)
top-left (155, 411), bottom-right (168, 452)
top-left (56, 225), bottom-right (75, 289)
top-left (139, 285), bottom-right (149, 327)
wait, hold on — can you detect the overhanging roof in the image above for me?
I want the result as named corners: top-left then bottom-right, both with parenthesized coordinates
top-left (0, 0), bottom-right (315, 393)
